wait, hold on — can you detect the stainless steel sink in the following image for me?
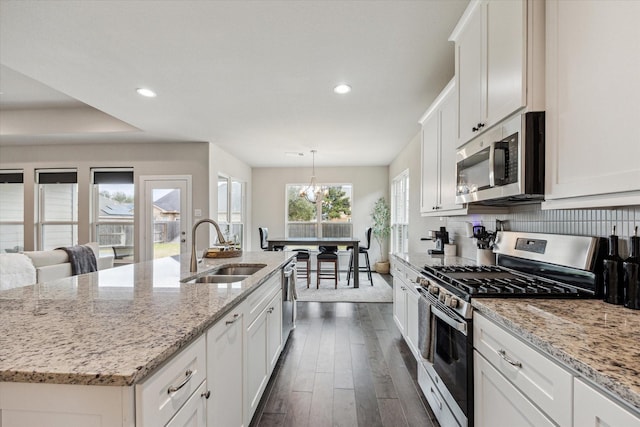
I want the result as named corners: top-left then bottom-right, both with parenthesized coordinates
top-left (209, 264), bottom-right (266, 276)
top-left (191, 275), bottom-right (249, 283)
top-left (183, 263), bottom-right (267, 284)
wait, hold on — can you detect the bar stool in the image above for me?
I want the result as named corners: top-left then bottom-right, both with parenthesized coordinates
top-left (293, 249), bottom-right (311, 287)
top-left (316, 246), bottom-right (339, 289)
top-left (347, 228), bottom-right (373, 285)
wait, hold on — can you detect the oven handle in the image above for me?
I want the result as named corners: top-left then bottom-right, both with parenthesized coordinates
top-left (431, 306), bottom-right (467, 336)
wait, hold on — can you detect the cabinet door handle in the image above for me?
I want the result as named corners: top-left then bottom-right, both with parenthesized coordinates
top-left (472, 126), bottom-right (479, 132)
top-left (498, 349), bottom-right (522, 368)
top-left (477, 122), bottom-right (485, 129)
top-left (267, 307), bottom-right (274, 314)
top-left (201, 390), bottom-right (211, 399)
top-left (225, 313), bottom-right (240, 325)
top-left (167, 369), bottom-right (193, 394)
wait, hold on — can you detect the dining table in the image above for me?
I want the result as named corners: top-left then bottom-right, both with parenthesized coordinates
top-left (267, 237), bottom-right (362, 288)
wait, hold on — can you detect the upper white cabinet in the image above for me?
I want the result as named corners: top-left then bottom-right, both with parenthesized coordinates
top-left (450, 0), bottom-right (544, 147)
top-left (420, 80), bottom-right (466, 215)
top-left (543, 0), bottom-right (640, 209)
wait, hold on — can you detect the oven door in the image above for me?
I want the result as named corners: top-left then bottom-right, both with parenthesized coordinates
top-left (431, 306), bottom-right (473, 425)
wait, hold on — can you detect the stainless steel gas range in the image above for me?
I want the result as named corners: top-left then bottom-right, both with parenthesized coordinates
top-left (415, 231), bottom-right (605, 427)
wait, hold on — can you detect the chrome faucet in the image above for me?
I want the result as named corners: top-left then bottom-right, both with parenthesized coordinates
top-left (190, 219), bottom-right (229, 272)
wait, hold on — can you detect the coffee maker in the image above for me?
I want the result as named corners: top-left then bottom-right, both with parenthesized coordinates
top-left (427, 227), bottom-right (449, 255)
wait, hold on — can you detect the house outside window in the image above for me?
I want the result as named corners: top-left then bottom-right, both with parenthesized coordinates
top-left (391, 170), bottom-right (409, 254)
top-left (0, 170), bottom-right (24, 253)
top-left (286, 184), bottom-right (352, 239)
top-left (36, 169), bottom-right (78, 250)
top-left (218, 174), bottom-right (244, 247)
top-left (92, 169), bottom-right (134, 260)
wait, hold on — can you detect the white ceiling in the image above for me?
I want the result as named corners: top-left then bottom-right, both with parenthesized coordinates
top-left (0, 0), bottom-right (468, 167)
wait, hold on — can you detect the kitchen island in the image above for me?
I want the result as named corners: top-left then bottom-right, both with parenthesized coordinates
top-left (0, 251), bottom-right (294, 426)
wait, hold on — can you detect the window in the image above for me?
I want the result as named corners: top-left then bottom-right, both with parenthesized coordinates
top-left (0, 171), bottom-right (24, 253)
top-left (286, 184), bottom-right (352, 238)
top-left (92, 169), bottom-right (134, 259)
top-left (36, 169), bottom-right (78, 250)
top-left (391, 170), bottom-right (409, 254)
top-left (218, 174), bottom-right (244, 247)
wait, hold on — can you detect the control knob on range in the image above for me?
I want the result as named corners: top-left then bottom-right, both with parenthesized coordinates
top-left (439, 293), bottom-right (446, 303)
top-left (448, 297), bottom-right (459, 308)
top-left (428, 284), bottom-right (439, 295)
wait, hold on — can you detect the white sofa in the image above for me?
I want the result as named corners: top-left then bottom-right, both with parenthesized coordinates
top-left (22, 242), bottom-right (114, 283)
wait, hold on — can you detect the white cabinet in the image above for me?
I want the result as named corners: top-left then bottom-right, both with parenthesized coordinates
top-left (136, 335), bottom-right (207, 427)
top-left (450, 0), bottom-right (544, 146)
top-left (474, 351), bottom-right (555, 427)
top-left (166, 380), bottom-right (208, 427)
top-left (543, 0), bottom-right (640, 209)
top-left (420, 80), bottom-right (467, 215)
top-left (474, 312), bottom-right (640, 427)
top-left (207, 307), bottom-right (244, 427)
top-left (0, 382), bottom-right (134, 427)
top-left (245, 275), bottom-right (282, 424)
top-left (574, 378), bottom-right (640, 427)
top-left (266, 290), bottom-right (283, 373)
top-left (393, 275), bottom-right (408, 336)
top-left (391, 257), bottom-right (421, 360)
top-left (473, 313), bottom-right (572, 427)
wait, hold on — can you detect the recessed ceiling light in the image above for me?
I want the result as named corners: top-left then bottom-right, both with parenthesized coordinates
top-left (333, 84), bottom-right (351, 94)
top-left (136, 87), bottom-right (157, 98)
top-left (285, 151), bottom-right (304, 157)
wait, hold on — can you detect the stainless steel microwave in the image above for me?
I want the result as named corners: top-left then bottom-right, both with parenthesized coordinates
top-left (455, 112), bottom-right (545, 205)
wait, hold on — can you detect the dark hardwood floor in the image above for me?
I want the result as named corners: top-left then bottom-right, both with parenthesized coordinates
top-left (250, 277), bottom-right (438, 427)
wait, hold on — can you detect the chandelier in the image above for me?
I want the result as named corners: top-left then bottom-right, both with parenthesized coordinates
top-left (299, 150), bottom-right (327, 203)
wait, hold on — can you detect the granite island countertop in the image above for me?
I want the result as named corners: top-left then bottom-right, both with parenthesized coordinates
top-left (0, 251), bottom-right (294, 387)
top-left (472, 298), bottom-right (640, 413)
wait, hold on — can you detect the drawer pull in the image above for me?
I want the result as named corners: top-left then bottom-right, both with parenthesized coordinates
top-left (225, 313), bottom-right (240, 325)
top-left (498, 349), bottom-right (522, 368)
top-left (167, 369), bottom-right (193, 394)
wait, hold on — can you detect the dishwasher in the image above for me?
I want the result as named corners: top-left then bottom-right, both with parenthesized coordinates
top-left (282, 260), bottom-right (296, 344)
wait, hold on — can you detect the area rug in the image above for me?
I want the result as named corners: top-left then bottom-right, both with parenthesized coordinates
top-left (295, 272), bottom-right (392, 303)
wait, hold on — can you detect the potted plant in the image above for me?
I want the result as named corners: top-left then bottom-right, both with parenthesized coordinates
top-left (371, 197), bottom-right (391, 274)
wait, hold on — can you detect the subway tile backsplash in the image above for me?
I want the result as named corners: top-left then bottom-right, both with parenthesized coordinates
top-left (446, 205), bottom-right (640, 261)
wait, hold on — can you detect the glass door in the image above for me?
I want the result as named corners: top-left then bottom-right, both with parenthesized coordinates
top-left (140, 176), bottom-right (191, 261)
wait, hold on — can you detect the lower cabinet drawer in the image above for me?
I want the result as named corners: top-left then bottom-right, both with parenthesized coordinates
top-left (473, 313), bottom-right (573, 427)
top-left (166, 380), bottom-right (208, 427)
top-left (417, 361), bottom-right (461, 427)
top-left (474, 351), bottom-right (555, 427)
top-left (246, 274), bottom-right (280, 326)
top-left (136, 335), bottom-right (207, 427)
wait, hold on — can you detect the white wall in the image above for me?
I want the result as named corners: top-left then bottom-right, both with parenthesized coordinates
top-left (0, 142), bottom-right (210, 254)
top-left (251, 166), bottom-right (389, 260)
top-left (389, 130), bottom-right (447, 255)
top-left (208, 143), bottom-right (253, 249)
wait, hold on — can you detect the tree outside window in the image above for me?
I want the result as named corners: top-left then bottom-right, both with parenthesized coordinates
top-left (286, 184), bottom-right (352, 238)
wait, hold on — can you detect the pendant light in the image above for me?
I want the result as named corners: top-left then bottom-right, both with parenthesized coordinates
top-left (299, 150), bottom-right (327, 203)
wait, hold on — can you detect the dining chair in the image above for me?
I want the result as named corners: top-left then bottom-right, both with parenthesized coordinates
top-left (258, 227), bottom-right (284, 251)
top-left (316, 246), bottom-right (338, 288)
top-left (347, 227), bottom-right (373, 285)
